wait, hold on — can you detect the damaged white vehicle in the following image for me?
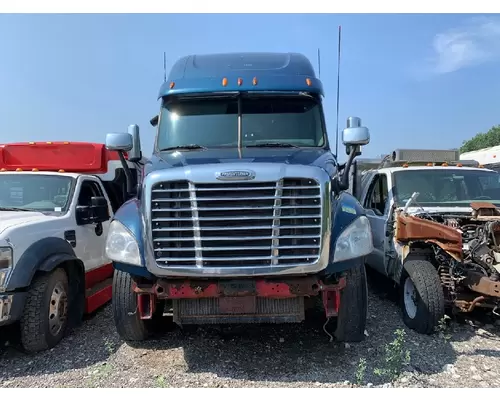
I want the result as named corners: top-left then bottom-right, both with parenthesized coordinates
top-left (352, 148), bottom-right (500, 334)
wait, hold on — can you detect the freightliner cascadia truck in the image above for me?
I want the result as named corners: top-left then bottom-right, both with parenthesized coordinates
top-left (104, 52), bottom-right (373, 342)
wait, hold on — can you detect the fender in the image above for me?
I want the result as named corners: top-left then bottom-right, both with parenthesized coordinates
top-left (323, 191), bottom-right (369, 275)
top-left (6, 237), bottom-right (82, 291)
top-left (112, 198), bottom-right (153, 279)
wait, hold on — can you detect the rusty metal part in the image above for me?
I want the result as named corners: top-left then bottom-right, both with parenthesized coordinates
top-left (133, 276), bottom-right (346, 300)
top-left (471, 202), bottom-right (500, 220)
top-left (137, 292), bottom-right (156, 320)
top-left (395, 212), bottom-right (462, 259)
top-left (466, 296), bottom-right (486, 312)
top-left (455, 296), bottom-right (486, 313)
top-left (463, 270), bottom-right (500, 298)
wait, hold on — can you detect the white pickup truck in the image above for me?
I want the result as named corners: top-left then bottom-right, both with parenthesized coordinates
top-left (0, 129), bottom-right (143, 353)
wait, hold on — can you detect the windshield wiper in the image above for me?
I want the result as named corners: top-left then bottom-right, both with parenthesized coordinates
top-left (0, 207), bottom-right (35, 212)
top-left (158, 144), bottom-right (207, 151)
top-left (245, 142), bottom-right (299, 148)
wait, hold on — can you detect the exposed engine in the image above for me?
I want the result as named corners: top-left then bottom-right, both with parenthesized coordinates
top-left (409, 209), bottom-right (500, 313)
top-left (417, 213), bottom-right (500, 283)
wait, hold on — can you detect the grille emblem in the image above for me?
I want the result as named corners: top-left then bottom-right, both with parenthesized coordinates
top-left (215, 170), bottom-right (256, 181)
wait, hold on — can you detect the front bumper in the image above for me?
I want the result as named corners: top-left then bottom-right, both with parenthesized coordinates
top-left (0, 292), bottom-right (27, 326)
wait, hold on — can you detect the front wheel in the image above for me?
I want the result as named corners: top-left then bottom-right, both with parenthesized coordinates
top-left (400, 259), bottom-right (445, 334)
top-left (334, 262), bottom-right (368, 342)
top-left (112, 270), bottom-right (164, 342)
top-left (20, 268), bottom-right (70, 353)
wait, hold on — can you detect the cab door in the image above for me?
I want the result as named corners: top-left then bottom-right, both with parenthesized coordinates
top-left (72, 177), bottom-right (111, 273)
top-left (362, 172), bottom-right (391, 276)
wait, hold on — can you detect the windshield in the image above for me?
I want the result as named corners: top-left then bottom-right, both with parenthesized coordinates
top-left (0, 174), bottom-right (74, 212)
top-left (393, 169), bottom-right (500, 207)
top-left (156, 95), bottom-right (326, 149)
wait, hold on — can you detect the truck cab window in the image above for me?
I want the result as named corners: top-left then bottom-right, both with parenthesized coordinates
top-left (157, 95), bottom-right (326, 150)
top-left (78, 181), bottom-right (104, 207)
top-left (0, 174), bottom-right (74, 212)
top-left (365, 174), bottom-right (388, 215)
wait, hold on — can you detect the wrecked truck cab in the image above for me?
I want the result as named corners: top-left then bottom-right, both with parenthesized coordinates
top-left (104, 52), bottom-right (374, 343)
top-left (354, 148), bottom-right (500, 334)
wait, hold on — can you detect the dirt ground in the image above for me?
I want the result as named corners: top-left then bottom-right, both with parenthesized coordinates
top-left (1, 272), bottom-right (500, 388)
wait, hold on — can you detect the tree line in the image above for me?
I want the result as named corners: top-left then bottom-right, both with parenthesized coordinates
top-left (460, 125), bottom-right (500, 153)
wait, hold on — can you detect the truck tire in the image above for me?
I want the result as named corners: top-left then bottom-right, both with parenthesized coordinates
top-left (400, 259), bottom-right (445, 334)
top-left (334, 263), bottom-right (368, 342)
top-left (20, 268), bottom-right (70, 353)
top-left (112, 270), bottom-right (162, 342)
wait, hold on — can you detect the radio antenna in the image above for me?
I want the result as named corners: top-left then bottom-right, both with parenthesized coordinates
top-left (335, 25), bottom-right (342, 157)
top-left (163, 51), bottom-right (167, 82)
top-left (317, 48), bottom-right (321, 79)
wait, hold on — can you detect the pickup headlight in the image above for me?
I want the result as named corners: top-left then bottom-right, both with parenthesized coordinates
top-left (0, 247), bottom-right (13, 291)
top-left (333, 216), bottom-right (373, 263)
top-left (105, 220), bottom-right (143, 266)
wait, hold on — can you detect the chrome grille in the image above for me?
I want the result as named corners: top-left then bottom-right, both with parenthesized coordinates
top-left (150, 178), bottom-right (322, 269)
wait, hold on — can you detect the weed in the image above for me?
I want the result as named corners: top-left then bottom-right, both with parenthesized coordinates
top-left (355, 358), bottom-right (367, 385)
top-left (86, 362), bottom-right (114, 388)
top-left (374, 328), bottom-right (411, 381)
top-left (155, 375), bottom-right (169, 388)
top-left (104, 338), bottom-right (115, 355)
top-left (437, 315), bottom-right (452, 340)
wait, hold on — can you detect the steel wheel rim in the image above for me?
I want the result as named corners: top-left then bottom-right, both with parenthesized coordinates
top-left (404, 277), bottom-right (418, 319)
top-left (49, 281), bottom-right (68, 336)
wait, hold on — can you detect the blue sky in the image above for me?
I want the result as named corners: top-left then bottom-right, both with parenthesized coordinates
top-left (1, 13), bottom-right (499, 161)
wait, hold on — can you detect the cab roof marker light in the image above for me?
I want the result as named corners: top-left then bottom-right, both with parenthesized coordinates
top-left (305, 78), bottom-right (312, 86)
top-left (237, 78), bottom-right (243, 86)
top-left (252, 77), bottom-right (258, 86)
top-left (222, 77), bottom-right (228, 87)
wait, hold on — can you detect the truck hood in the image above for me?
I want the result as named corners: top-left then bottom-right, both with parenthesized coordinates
top-left (0, 211), bottom-right (52, 235)
top-left (144, 147), bottom-right (337, 176)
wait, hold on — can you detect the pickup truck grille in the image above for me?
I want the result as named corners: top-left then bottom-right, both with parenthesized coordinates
top-left (150, 178), bottom-right (322, 269)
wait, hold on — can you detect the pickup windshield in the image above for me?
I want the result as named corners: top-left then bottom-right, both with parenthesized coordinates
top-left (0, 174), bottom-right (74, 212)
top-left (156, 95), bottom-right (326, 150)
top-left (393, 168), bottom-right (500, 207)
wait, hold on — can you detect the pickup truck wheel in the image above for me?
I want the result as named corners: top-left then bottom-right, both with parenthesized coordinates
top-left (334, 263), bottom-right (368, 342)
top-left (400, 259), bottom-right (445, 334)
top-left (112, 270), bottom-right (160, 342)
top-left (20, 268), bottom-right (69, 353)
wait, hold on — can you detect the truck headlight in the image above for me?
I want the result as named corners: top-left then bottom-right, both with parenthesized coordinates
top-left (0, 247), bottom-right (13, 291)
top-left (332, 216), bottom-right (373, 263)
top-left (105, 220), bottom-right (143, 266)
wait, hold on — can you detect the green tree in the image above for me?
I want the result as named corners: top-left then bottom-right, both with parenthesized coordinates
top-left (460, 125), bottom-right (500, 153)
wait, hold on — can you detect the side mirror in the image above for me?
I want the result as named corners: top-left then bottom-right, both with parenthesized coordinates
top-left (91, 196), bottom-right (110, 223)
top-left (106, 132), bottom-right (133, 152)
top-left (342, 117), bottom-right (370, 146)
top-left (75, 205), bottom-right (91, 226)
top-left (127, 124), bottom-right (142, 162)
top-left (345, 144), bottom-right (362, 156)
top-left (75, 197), bottom-right (110, 226)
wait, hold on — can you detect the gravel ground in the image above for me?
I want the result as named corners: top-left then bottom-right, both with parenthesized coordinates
top-left (1, 272), bottom-right (500, 388)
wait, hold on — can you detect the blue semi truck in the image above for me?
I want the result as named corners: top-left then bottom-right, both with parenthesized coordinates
top-left (104, 52), bottom-right (373, 342)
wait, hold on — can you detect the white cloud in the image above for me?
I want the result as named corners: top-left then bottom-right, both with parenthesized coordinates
top-left (428, 17), bottom-right (500, 75)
